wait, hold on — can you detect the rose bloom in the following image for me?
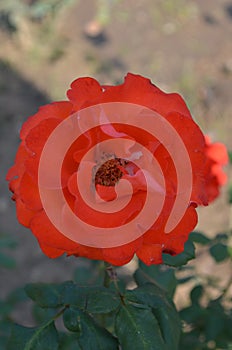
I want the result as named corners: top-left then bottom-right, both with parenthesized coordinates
top-left (7, 73), bottom-right (209, 266)
top-left (203, 135), bottom-right (228, 203)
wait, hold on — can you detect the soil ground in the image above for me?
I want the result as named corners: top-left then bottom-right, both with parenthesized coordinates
top-left (0, 0), bottom-right (231, 324)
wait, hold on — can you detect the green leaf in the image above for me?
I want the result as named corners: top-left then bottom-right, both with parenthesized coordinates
top-left (74, 265), bottom-right (96, 286)
top-left (205, 314), bottom-right (225, 341)
top-left (0, 237), bottom-right (17, 249)
top-left (177, 276), bottom-right (195, 284)
top-left (7, 321), bottom-right (59, 350)
top-left (204, 298), bottom-right (229, 343)
top-left (228, 150), bottom-right (232, 164)
top-left (63, 308), bottom-right (118, 350)
top-left (7, 287), bottom-right (27, 304)
top-left (190, 285), bottom-right (204, 305)
top-left (33, 304), bottom-right (57, 324)
top-left (25, 281), bottom-right (120, 313)
top-left (228, 184), bottom-right (232, 204)
top-left (180, 305), bottom-right (206, 324)
top-left (0, 335), bottom-right (9, 349)
top-left (126, 283), bottom-right (181, 350)
top-left (63, 308), bottom-right (81, 332)
top-left (116, 302), bottom-right (165, 350)
top-left (0, 319), bottom-right (12, 350)
top-left (58, 332), bottom-right (81, 350)
top-left (61, 281), bottom-right (86, 307)
top-left (0, 235), bottom-right (17, 268)
top-left (162, 239), bottom-right (195, 267)
top-left (84, 287), bottom-right (120, 314)
top-left (228, 246), bottom-right (232, 259)
top-left (25, 283), bottom-right (64, 308)
top-left (189, 231), bottom-right (211, 245)
top-left (73, 259), bottom-right (103, 286)
top-left (137, 261), bottom-right (177, 298)
top-left (62, 283), bottom-right (120, 314)
top-left (0, 300), bottom-right (13, 317)
top-left (179, 329), bottom-right (202, 350)
top-left (209, 243), bottom-right (229, 262)
top-left (215, 233), bottom-right (229, 242)
top-left (0, 252), bottom-right (16, 269)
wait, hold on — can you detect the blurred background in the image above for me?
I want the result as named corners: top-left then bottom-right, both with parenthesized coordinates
top-left (0, 0), bottom-right (231, 326)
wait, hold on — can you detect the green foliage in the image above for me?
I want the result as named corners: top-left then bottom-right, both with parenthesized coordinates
top-left (134, 261), bottom-right (177, 298)
top-left (190, 230), bottom-right (232, 263)
top-left (0, 0), bottom-right (74, 33)
top-left (116, 302), bottom-right (165, 350)
top-left (25, 281), bottom-right (120, 313)
top-left (208, 233), bottom-right (232, 262)
top-left (189, 231), bottom-right (211, 245)
top-left (5, 276), bottom-right (181, 349)
top-left (63, 308), bottom-right (118, 350)
top-left (178, 231), bottom-right (232, 350)
top-left (228, 183), bottom-right (232, 204)
top-left (73, 259), bottom-right (104, 286)
top-left (228, 150), bottom-right (232, 164)
top-left (58, 332), bottom-right (81, 350)
top-left (0, 287), bottom-right (27, 349)
top-left (124, 284), bottom-right (181, 350)
top-left (0, 235), bottom-right (17, 268)
top-left (28, 0), bottom-right (74, 20)
top-left (162, 238), bottom-right (195, 266)
top-left (3, 228), bottom-right (232, 349)
top-left (209, 243), bottom-right (230, 262)
top-left (0, 252), bottom-right (15, 269)
top-left (7, 321), bottom-right (59, 350)
top-left (228, 246), bottom-right (232, 259)
top-left (190, 285), bottom-right (204, 305)
top-left (25, 283), bottom-right (64, 309)
top-left (32, 304), bottom-right (57, 324)
top-left (180, 295), bottom-right (232, 350)
top-left (114, 282), bottom-right (180, 350)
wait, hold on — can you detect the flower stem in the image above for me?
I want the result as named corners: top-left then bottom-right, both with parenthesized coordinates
top-left (103, 262), bottom-right (113, 288)
top-left (103, 261), bottom-right (120, 293)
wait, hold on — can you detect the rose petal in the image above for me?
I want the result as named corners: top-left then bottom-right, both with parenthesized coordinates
top-left (101, 73), bottom-right (192, 119)
top-left (136, 244), bottom-right (163, 265)
top-left (20, 101), bottom-right (72, 140)
top-left (67, 77), bottom-right (103, 110)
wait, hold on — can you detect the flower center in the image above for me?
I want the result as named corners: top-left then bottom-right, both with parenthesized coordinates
top-left (94, 157), bottom-right (128, 187)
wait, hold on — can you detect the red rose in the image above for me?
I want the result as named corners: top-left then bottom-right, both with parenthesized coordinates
top-left (203, 135), bottom-right (228, 203)
top-left (7, 73), bottom-right (208, 266)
